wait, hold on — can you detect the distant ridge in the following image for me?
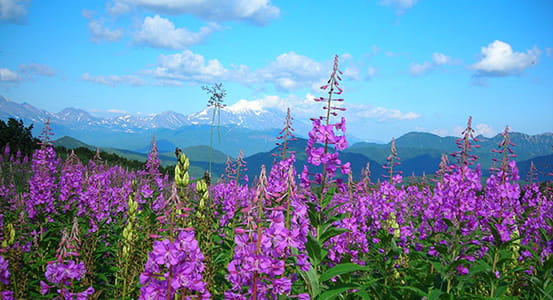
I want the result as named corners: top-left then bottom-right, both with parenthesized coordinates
top-left (52, 132), bottom-right (553, 182)
top-left (53, 136), bottom-right (95, 150)
top-left (3, 95), bottom-right (552, 176)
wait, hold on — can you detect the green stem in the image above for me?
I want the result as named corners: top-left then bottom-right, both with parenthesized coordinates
top-left (318, 78), bottom-right (335, 207)
top-left (209, 107), bottom-right (216, 177)
top-left (490, 250), bottom-right (499, 297)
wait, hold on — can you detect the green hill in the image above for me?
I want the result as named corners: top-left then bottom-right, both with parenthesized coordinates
top-left (53, 136), bottom-right (95, 150)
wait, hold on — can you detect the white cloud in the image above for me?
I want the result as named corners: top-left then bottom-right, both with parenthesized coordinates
top-left (341, 53), bottom-right (353, 61)
top-left (355, 106), bottom-right (421, 121)
top-left (409, 62), bottom-right (432, 76)
top-left (226, 93), bottom-right (326, 119)
top-left (264, 52), bottom-right (323, 79)
top-left (134, 15), bottom-right (218, 50)
top-left (0, 0), bottom-right (28, 24)
top-left (367, 66), bottom-right (377, 79)
top-left (89, 108), bottom-right (129, 116)
top-left (108, 0), bottom-right (280, 25)
top-left (82, 73), bottom-right (146, 86)
top-left (453, 123), bottom-right (496, 137)
top-left (343, 64), bottom-right (377, 81)
top-left (88, 19), bottom-right (123, 43)
top-left (227, 97), bottom-right (273, 113)
top-left (1, 64), bottom-right (55, 83)
top-left (475, 123), bottom-right (496, 137)
top-left (472, 40), bottom-right (540, 76)
top-left (0, 68), bottom-right (20, 82)
top-left (146, 50), bottom-right (231, 83)
top-left (432, 52), bottom-right (451, 65)
top-left (431, 128), bottom-right (449, 137)
top-left (380, 0), bottom-right (418, 14)
top-left (369, 45), bottom-right (381, 56)
top-left (228, 94), bottom-right (421, 124)
top-left (259, 51), bottom-right (325, 91)
top-left (19, 63), bottom-right (56, 76)
top-left (83, 10), bottom-right (123, 43)
top-left (410, 52), bottom-right (454, 76)
top-left (343, 67), bottom-right (360, 81)
top-left (547, 48), bottom-right (553, 57)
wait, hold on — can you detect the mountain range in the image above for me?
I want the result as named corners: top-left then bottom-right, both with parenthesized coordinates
top-left (53, 135), bottom-right (553, 183)
top-left (2, 95), bottom-right (552, 181)
top-left (0, 95), bottom-right (303, 156)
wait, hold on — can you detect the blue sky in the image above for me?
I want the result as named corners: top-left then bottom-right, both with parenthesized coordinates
top-left (1, 0), bottom-right (552, 142)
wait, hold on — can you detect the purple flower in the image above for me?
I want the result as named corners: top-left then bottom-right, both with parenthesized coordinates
top-left (456, 264), bottom-right (469, 275)
top-left (0, 255), bottom-right (9, 285)
top-left (45, 260), bottom-right (86, 286)
top-left (428, 247), bottom-right (439, 257)
top-left (140, 230), bottom-right (209, 299)
top-left (0, 291), bottom-right (15, 300)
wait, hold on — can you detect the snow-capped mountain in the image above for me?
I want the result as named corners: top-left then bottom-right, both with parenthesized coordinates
top-left (0, 95), bottom-right (291, 132)
top-left (187, 105), bottom-right (288, 131)
top-left (152, 111), bottom-right (191, 129)
top-left (0, 95), bottom-right (322, 155)
top-left (57, 107), bottom-right (98, 124)
top-left (0, 95), bottom-right (300, 155)
top-left (0, 97), bottom-right (50, 124)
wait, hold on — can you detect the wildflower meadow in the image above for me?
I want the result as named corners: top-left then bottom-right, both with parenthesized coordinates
top-left (0, 56), bottom-right (552, 299)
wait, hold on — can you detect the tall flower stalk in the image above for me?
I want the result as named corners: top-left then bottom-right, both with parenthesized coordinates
top-left (203, 83), bottom-right (227, 177)
top-left (303, 55), bottom-right (350, 204)
top-left (274, 108), bottom-right (297, 160)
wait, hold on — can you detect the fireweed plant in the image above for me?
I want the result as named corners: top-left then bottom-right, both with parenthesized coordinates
top-left (203, 82), bottom-right (227, 178)
top-left (0, 55), bottom-right (552, 299)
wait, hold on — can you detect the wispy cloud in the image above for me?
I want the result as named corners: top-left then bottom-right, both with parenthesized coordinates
top-left (1, 64), bottom-right (56, 83)
top-left (472, 40), bottom-right (540, 77)
top-left (409, 52), bottom-right (453, 76)
top-left (83, 10), bottom-right (123, 43)
top-left (225, 93), bottom-right (421, 123)
top-left (409, 62), bottom-right (433, 76)
top-left (0, 68), bottom-right (20, 82)
top-left (454, 122), bottom-right (496, 137)
top-left (380, 0), bottom-right (418, 14)
top-left (20, 63), bottom-right (56, 76)
top-left (82, 73), bottom-right (146, 86)
top-left (352, 105), bottom-right (421, 122)
top-left (147, 50), bottom-right (230, 83)
top-left (108, 0), bottom-right (280, 26)
top-left (0, 0), bottom-right (29, 24)
top-left (258, 51), bottom-right (325, 91)
top-left (83, 51), bottom-right (367, 91)
top-left (134, 15), bottom-right (219, 50)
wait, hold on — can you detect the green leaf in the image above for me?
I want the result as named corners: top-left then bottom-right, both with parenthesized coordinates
top-left (320, 263), bottom-right (371, 282)
top-left (493, 284), bottom-right (508, 297)
top-left (469, 262), bottom-right (491, 275)
top-left (354, 278), bottom-right (381, 298)
top-left (321, 187), bottom-right (337, 210)
top-left (489, 223), bottom-right (503, 246)
top-left (298, 265), bottom-right (320, 298)
top-left (320, 227), bottom-right (349, 245)
top-left (318, 283), bottom-right (358, 300)
top-left (442, 218), bottom-right (454, 228)
top-left (306, 234), bottom-right (322, 266)
top-left (354, 290), bottom-right (371, 300)
top-left (427, 288), bottom-right (444, 300)
top-left (430, 260), bottom-right (445, 274)
top-left (399, 286), bottom-right (426, 297)
top-left (307, 202), bottom-right (320, 227)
